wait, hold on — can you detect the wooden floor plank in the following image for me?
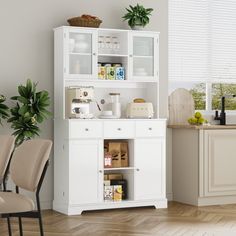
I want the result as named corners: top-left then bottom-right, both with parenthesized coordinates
top-left (2, 202), bottom-right (236, 235)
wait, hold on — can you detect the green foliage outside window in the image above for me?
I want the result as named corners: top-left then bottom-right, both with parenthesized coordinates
top-left (187, 83), bottom-right (236, 111)
top-left (189, 83), bottom-right (206, 110)
top-left (212, 84), bottom-right (236, 110)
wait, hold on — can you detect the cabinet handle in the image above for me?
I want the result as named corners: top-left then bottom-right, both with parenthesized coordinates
top-left (93, 52), bottom-right (96, 56)
top-left (85, 128), bottom-right (89, 131)
top-left (148, 127), bottom-right (153, 131)
top-left (99, 170), bottom-right (103, 173)
top-left (117, 128), bottom-right (122, 131)
top-left (136, 168), bottom-right (140, 172)
top-left (129, 54), bottom-right (133, 58)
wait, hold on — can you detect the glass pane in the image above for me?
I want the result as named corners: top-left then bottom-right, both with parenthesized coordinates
top-left (133, 58), bottom-right (153, 77)
top-left (133, 37), bottom-right (154, 56)
top-left (212, 83), bottom-right (236, 110)
top-left (69, 55), bottom-right (92, 74)
top-left (69, 33), bottom-right (92, 54)
top-left (169, 82), bottom-right (206, 110)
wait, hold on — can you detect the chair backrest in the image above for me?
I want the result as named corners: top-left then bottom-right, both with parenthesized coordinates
top-left (10, 139), bottom-right (52, 192)
top-left (0, 135), bottom-right (15, 182)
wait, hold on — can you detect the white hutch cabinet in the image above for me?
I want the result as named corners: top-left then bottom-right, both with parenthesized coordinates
top-left (53, 26), bottom-right (167, 215)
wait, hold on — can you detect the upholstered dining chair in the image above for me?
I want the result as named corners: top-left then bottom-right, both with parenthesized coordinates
top-left (0, 139), bottom-right (52, 236)
top-left (0, 135), bottom-right (15, 190)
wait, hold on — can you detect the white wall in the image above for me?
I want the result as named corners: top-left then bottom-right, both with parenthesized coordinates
top-left (0, 0), bottom-right (169, 208)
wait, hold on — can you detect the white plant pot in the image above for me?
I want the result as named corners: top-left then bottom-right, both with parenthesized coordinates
top-left (131, 25), bottom-right (145, 30)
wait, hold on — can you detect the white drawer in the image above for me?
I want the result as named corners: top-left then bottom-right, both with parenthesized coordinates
top-left (69, 121), bottom-right (103, 139)
top-left (104, 121), bottom-right (135, 138)
top-left (136, 121), bottom-right (165, 138)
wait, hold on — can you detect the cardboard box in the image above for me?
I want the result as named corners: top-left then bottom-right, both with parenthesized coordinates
top-left (111, 179), bottom-right (128, 200)
top-left (108, 142), bottom-right (121, 168)
top-left (104, 174), bottom-right (109, 180)
top-left (108, 173), bottom-right (123, 180)
top-left (120, 142), bottom-right (129, 167)
top-left (104, 152), bottom-right (112, 168)
top-left (113, 185), bottom-right (122, 201)
top-left (104, 186), bottom-right (113, 201)
top-left (104, 180), bottom-right (111, 186)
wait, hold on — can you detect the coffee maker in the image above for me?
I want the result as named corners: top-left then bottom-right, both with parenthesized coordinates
top-left (66, 86), bottom-right (95, 119)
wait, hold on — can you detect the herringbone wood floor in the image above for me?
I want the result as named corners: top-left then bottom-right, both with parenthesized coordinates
top-left (1, 202), bottom-right (236, 236)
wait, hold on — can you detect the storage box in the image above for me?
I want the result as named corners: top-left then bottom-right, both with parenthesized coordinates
top-left (113, 185), bottom-right (122, 201)
top-left (104, 174), bottom-right (109, 180)
top-left (120, 142), bottom-right (129, 167)
top-left (104, 186), bottom-right (113, 201)
top-left (115, 67), bottom-right (125, 80)
top-left (111, 179), bottom-right (127, 200)
top-left (104, 180), bottom-right (111, 186)
top-left (108, 173), bottom-right (123, 180)
top-left (98, 66), bottom-right (106, 80)
top-left (108, 142), bottom-right (121, 168)
top-left (106, 67), bottom-right (115, 80)
top-left (104, 152), bottom-right (112, 168)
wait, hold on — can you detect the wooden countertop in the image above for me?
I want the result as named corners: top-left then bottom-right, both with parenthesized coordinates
top-left (168, 124), bottom-right (236, 129)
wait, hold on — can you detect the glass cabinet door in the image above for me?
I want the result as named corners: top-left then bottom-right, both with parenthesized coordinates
top-left (65, 29), bottom-right (97, 78)
top-left (131, 33), bottom-right (159, 80)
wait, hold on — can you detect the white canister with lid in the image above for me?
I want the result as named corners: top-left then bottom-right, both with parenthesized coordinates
top-left (109, 93), bottom-right (121, 118)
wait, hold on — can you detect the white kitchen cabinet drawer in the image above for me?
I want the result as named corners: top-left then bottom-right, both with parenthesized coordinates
top-left (104, 121), bottom-right (135, 138)
top-left (69, 121), bottom-right (103, 139)
top-left (136, 121), bottom-right (165, 138)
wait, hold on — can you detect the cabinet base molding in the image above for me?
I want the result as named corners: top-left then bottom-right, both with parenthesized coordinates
top-left (173, 195), bottom-right (236, 207)
top-left (53, 199), bottom-right (168, 216)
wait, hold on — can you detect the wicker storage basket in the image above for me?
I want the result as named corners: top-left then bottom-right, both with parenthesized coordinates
top-left (67, 16), bottom-right (102, 28)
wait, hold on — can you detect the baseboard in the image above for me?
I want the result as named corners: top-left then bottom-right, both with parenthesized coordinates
top-left (167, 193), bottom-right (173, 201)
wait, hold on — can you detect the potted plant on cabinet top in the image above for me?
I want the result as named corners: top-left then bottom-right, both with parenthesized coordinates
top-left (0, 95), bottom-right (9, 125)
top-left (122, 4), bottom-right (153, 30)
top-left (8, 79), bottom-right (51, 146)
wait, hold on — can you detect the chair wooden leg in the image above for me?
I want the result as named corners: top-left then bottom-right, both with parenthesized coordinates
top-left (18, 217), bottom-right (23, 236)
top-left (7, 217), bottom-right (12, 236)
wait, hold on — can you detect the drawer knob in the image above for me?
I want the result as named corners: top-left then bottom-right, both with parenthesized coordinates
top-left (117, 128), bottom-right (122, 131)
top-left (85, 128), bottom-right (89, 131)
top-left (148, 127), bottom-right (153, 131)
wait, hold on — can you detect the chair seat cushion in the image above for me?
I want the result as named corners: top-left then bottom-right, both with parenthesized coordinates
top-left (0, 192), bottom-right (35, 214)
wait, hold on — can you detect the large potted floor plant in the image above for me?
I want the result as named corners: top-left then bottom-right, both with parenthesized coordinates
top-left (8, 79), bottom-right (51, 146)
top-left (122, 4), bottom-right (153, 30)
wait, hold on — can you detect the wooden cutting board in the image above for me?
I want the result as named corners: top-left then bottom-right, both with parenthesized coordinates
top-left (168, 88), bottom-right (195, 125)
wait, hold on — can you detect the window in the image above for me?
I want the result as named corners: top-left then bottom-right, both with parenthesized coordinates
top-left (169, 0), bottom-right (236, 111)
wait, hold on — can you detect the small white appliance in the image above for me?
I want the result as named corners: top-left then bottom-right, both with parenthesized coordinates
top-left (126, 102), bottom-right (154, 119)
top-left (66, 86), bottom-right (95, 119)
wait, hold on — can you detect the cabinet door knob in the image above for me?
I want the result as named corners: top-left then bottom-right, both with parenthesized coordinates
top-left (129, 54), bottom-right (133, 58)
top-left (85, 128), bottom-right (89, 131)
top-left (93, 52), bottom-right (96, 56)
top-left (136, 168), bottom-right (140, 171)
top-left (99, 170), bottom-right (103, 173)
top-left (117, 128), bottom-right (122, 131)
top-left (148, 127), bottom-right (153, 131)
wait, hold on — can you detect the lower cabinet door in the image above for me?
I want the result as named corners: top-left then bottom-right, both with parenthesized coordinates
top-left (134, 138), bottom-right (165, 200)
top-left (204, 130), bottom-right (236, 196)
top-left (69, 139), bottom-right (103, 204)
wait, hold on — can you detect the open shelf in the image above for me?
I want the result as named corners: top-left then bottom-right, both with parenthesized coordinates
top-left (104, 167), bottom-right (136, 171)
top-left (98, 53), bottom-right (128, 57)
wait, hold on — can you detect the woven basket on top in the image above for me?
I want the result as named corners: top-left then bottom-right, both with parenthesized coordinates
top-left (67, 17), bottom-right (102, 28)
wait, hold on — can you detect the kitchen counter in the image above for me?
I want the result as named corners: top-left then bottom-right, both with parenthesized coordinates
top-left (168, 124), bottom-right (236, 129)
